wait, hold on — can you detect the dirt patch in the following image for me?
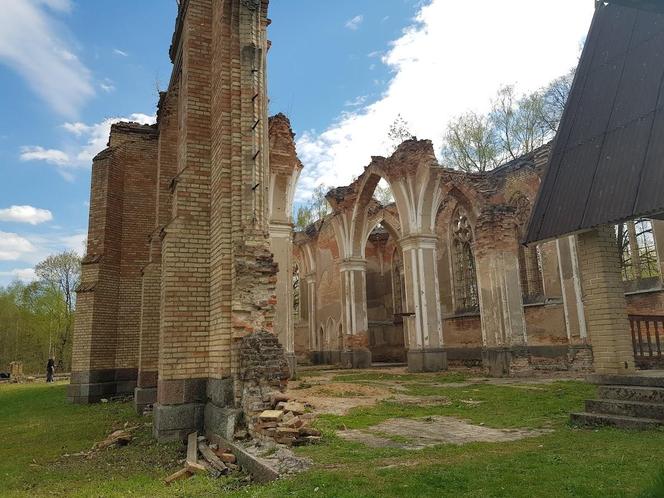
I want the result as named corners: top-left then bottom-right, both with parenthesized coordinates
top-left (286, 382), bottom-right (393, 415)
top-left (338, 416), bottom-right (549, 449)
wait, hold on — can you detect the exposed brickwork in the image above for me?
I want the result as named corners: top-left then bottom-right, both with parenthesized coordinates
top-left (578, 226), bottom-right (635, 374)
top-left (70, 124), bottom-right (158, 402)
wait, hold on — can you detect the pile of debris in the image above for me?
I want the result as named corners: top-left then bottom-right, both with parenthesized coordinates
top-left (62, 422), bottom-right (141, 459)
top-left (250, 393), bottom-right (322, 446)
top-left (165, 432), bottom-right (243, 486)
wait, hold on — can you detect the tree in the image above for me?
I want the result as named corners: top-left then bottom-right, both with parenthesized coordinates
top-left (294, 185), bottom-right (332, 230)
top-left (35, 250), bottom-right (81, 369)
top-left (491, 85), bottom-right (549, 160)
top-left (441, 111), bottom-right (500, 172)
top-left (538, 69), bottom-right (575, 134)
top-left (387, 114), bottom-right (414, 151)
top-left (441, 69), bottom-right (574, 172)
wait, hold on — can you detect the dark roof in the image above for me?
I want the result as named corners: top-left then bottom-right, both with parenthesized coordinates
top-left (525, 2), bottom-right (664, 244)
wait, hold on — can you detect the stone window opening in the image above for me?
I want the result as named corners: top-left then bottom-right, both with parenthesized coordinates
top-left (451, 205), bottom-right (479, 313)
top-left (616, 218), bottom-right (661, 291)
top-left (519, 245), bottom-right (545, 304)
top-left (511, 193), bottom-right (544, 304)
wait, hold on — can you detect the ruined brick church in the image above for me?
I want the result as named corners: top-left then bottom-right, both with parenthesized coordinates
top-left (70, 0), bottom-right (664, 440)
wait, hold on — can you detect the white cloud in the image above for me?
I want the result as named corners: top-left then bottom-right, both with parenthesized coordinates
top-left (100, 78), bottom-right (116, 93)
top-left (20, 113), bottom-right (156, 180)
top-left (0, 268), bottom-right (37, 283)
top-left (0, 205), bottom-right (53, 225)
top-left (295, 0), bottom-right (594, 201)
top-left (0, 231), bottom-right (36, 261)
top-left (345, 15), bottom-right (364, 31)
top-left (113, 48), bottom-right (129, 57)
top-left (0, 0), bottom-right (94, 118)
top-left (20, 146), bottom-right (70, 166)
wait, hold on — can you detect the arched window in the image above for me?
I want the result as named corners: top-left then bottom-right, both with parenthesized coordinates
top-left (617, 218), bottom-right (661, 290)
top-left (451, 206), bottom-right (479, 313)
top-left (511, 193), bottom-right (544, 304)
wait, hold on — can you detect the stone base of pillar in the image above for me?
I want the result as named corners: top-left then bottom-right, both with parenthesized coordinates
top-left (204, 403), bottom-right (243, 440)
top-left (407, 349), bottom-right (448, 372)
top-left (67, 368), bottom-right (138, 404)
top-left (285, 353), bottom-right (297, 380)
top-left (153, 402), bottom-right (205, 442)
top-left (482, 347), bottom-right (512, 377)
top-left (341, 349), bottom-right (372, 369)
top-left (133, 387), bottom-right (157, 414)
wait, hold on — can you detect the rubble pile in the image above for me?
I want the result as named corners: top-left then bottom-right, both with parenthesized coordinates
top-left (249, 393), bottom-right (322, 446)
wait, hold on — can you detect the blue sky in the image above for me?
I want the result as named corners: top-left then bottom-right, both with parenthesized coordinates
top-left (0, 0), bottom-right (594, 285)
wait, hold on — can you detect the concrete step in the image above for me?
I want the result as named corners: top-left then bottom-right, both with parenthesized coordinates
top-left (570, 412), bottom-right (664, 430)
top-left (597, 385), bottom-right (664, 404)
top-left (585, 399), bottom-right (664, 421)
top-left (587, 373), bottom-right (664, 388)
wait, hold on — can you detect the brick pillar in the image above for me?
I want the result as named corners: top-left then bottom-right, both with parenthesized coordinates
top-left (135, 89), bottom-right (179, 413)
top-left (154, 0), bottom-right (212, 442)
top-left (69, 124), bottom-right (158, 403)
top-left (401, 235), bottom-right (447, 372)
top-left (339, 259), bottom-right (372, 368)
top-left (474, 209), bottom-right (527, 376)
top-left (577, 226), bottom-right (635, 374)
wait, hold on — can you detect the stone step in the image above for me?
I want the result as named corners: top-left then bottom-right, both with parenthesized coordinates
top-left (587, 373), bottom-right (664, 388)
top-left (585, 399), bottom-right (664, 420)
top-left (570, 412), bottom-right (664, 430)
top-left (597, 385), bottom-right (664, 404)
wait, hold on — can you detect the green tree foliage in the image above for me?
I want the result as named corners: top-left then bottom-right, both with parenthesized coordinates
top-left (442, 69), bottom-right (574, 172)
top-left (294, 184), bottom-right (332, 231)
top-left (0, 251), bottom-right (81, 374)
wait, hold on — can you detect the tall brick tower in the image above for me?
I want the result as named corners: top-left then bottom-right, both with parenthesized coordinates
top-left (70, 0), bottom-right (302, 441)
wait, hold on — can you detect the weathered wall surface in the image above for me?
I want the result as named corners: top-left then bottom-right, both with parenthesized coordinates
top-left (70, 123), bottom-right (158, 403)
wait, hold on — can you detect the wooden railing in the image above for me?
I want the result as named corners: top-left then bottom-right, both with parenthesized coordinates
top-left (629, 315), bottom-right (664, 368)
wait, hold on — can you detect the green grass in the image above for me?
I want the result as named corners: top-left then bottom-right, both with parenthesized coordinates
top-left (331, 371), bottom-right (471, 384)
top-left (2, 379), bottom-right (663, 497)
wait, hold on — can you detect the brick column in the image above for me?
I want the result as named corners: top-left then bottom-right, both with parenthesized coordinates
top-left (401, 235), bottom-right (446, 372)
top-left (577, 226), bottom-right (635, 374)
top-left (154, 0), bottom-right (212, 442)
top-left (474, 210), bottom-right (527, 376)
top-left (339, 259), bottom-right (372, 368)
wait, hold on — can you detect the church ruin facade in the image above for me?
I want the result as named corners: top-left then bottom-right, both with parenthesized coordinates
top-left (70, 0), bottom-right (664, 441)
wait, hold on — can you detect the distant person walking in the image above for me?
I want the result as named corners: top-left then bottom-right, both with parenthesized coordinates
top-left (46, 358), bottom-right (55, 383)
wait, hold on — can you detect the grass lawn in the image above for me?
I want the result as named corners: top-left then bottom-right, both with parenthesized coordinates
top-left (1, 374), bottom-right (664, 497)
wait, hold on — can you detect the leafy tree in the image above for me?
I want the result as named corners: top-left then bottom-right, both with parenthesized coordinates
top-left (294, 185), bottom-right (332, 230)
top-left (441, 69), bottom-right (574, 172)
top-left (441, 111), bottom-right (500, 172)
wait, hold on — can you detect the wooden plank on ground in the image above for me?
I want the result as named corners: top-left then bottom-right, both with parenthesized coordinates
top-left (198, 442), bottom-right (229, 474)
top-left (186, 432), bottom-right (198, 467)
top-left (164, 467), bottom-right (193, 486)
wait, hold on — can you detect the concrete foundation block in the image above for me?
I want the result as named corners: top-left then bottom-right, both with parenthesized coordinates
top-left (133, 387), bottom-right (157, 414)
top-left (340, 349), bottom-right (372, 369)
top-left (67, 381), bottom-right (117, 404)
top-left (205, 403), bottom-right (243, 440)
top-left (207, 378), bottom-right (234, 407)
top-left (482, 348), bottom-right (512, 377)
top-left (153, 403), bottom-right (204, 443)
top-left (407, 349), bottom-right (448, 372)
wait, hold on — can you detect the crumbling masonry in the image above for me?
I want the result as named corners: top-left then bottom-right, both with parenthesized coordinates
top-left (71, 0), bottom-right (664, 441)
top-left (70, 0), bottom-right (301, 441)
